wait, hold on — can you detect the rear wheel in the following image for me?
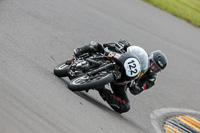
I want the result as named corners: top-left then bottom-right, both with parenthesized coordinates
top-left (68, 72), bottom-right (114, 91)
top-left (54, 62), bottom-right (70, 77)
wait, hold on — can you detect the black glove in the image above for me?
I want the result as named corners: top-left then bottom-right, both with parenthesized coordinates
top-left (130, 85), bottom-right (143, 95)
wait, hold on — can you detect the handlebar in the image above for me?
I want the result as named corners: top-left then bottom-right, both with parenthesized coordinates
top-left (103, 43), bottom-right (126, 55)
top-left (115, 43), bottom-right (126, 53)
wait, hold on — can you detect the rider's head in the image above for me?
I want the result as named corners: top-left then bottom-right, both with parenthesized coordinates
top-left (149, 50), bottom-right (168, 73)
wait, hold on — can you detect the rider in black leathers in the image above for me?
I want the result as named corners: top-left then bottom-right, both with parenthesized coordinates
top-left (73, 39), bottom-right (168, 113)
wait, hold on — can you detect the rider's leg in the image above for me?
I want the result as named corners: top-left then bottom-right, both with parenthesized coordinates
top-left (98, 84), bottom-right (130, 114)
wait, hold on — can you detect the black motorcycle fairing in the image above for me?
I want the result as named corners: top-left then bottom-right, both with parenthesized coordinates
top-left (110, 52), bottom-right (141, 83)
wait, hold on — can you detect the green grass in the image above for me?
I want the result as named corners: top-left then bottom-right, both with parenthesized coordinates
top-left (143, 0), bottom-right (200, 28)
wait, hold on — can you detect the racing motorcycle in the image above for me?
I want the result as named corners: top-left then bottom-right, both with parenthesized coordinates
top-left (54, 42), bottom-right (149, 91)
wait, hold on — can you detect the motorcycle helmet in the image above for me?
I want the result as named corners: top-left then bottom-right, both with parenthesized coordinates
top-left (149, 50), bottom-right (168, 73)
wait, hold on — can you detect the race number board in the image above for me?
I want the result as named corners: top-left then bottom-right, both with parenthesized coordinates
top-left (124, 58), bottom-right (141, 77)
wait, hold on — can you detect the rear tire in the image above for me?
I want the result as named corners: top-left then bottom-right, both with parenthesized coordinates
top-left (68, 72), bottom-right (114, 91)
top-left (54, 62), bottom-right (70, 77)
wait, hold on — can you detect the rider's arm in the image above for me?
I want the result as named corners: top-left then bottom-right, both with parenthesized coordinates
top-left (129, 74), bottom-right (157, 95)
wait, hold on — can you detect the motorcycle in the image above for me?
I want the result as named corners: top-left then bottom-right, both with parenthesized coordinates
top-left (54, 42), bottom-right (149, 91)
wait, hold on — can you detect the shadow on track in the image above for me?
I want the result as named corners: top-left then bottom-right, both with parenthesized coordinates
top-left (59, 78), bottom-right (150, 133)
top-left (74, 91), bottom-right (149, 133)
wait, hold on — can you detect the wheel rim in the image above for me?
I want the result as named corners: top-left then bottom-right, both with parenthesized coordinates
top-left (72, 72), bottom-right (109, 85)
top-left (57, 64), bottom-right (69, 70)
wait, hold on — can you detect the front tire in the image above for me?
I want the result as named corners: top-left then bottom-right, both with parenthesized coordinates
top-left (68, 72), bottom-right (114, 91)
top-left (54, 62), bottom-right (70, 77)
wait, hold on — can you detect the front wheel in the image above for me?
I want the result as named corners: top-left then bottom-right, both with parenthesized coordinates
top-left (68, 72), bottom-right (115, 91)
top-left (54, 62), bottom-right (70, 77)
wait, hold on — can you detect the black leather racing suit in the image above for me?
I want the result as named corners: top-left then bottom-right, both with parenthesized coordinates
top-left (98, 68), bottom-right (156, 114)
top-left (98, 42), bottom-right (157, 113)
top-left (76, 41), bottom-right (157, 113)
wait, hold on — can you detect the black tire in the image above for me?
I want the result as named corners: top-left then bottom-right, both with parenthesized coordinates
top-left (54, 62), bottom-right (70, 77)
top-left (68, 72), bottom-right (114, 91)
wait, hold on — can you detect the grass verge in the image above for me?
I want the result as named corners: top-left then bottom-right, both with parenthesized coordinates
top-left (143, 0), bottom-right (200, 28)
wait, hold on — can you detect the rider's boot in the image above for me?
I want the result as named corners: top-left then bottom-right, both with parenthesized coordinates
top-left (74, 41), bottom-right (103, 57)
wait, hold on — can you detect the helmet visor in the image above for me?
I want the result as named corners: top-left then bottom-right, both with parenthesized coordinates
top-left (150, 60), bottom-right (161, 73)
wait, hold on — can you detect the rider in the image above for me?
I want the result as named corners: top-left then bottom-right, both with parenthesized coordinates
top-left (73, 39), bottom-right (168, 113)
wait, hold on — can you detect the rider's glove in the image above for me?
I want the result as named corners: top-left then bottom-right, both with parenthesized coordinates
top-left (129, 85), bottom-right (143, 95)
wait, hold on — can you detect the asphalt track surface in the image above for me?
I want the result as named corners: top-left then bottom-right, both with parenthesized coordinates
top-left (0, 0), bottom-right (200, 133)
